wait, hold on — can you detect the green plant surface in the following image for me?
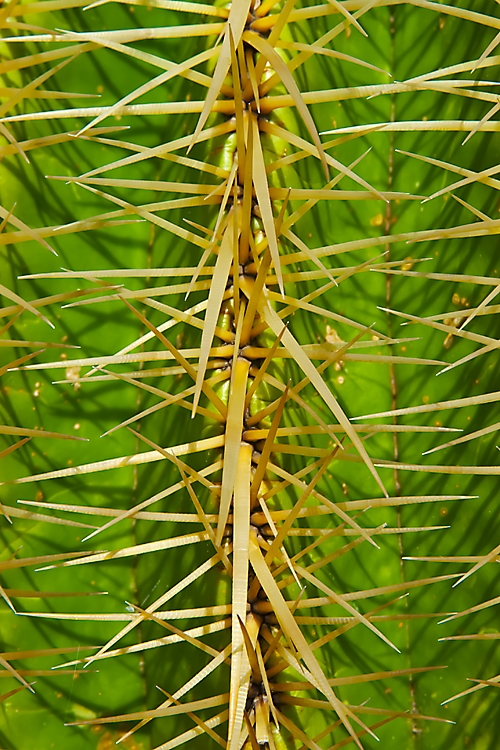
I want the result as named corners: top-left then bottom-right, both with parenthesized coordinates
top-left (1, 1), bottom-right (500, 749)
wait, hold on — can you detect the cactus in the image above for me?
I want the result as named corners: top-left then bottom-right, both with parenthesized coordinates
top-left (1, 1), bottom-right (500, 748)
